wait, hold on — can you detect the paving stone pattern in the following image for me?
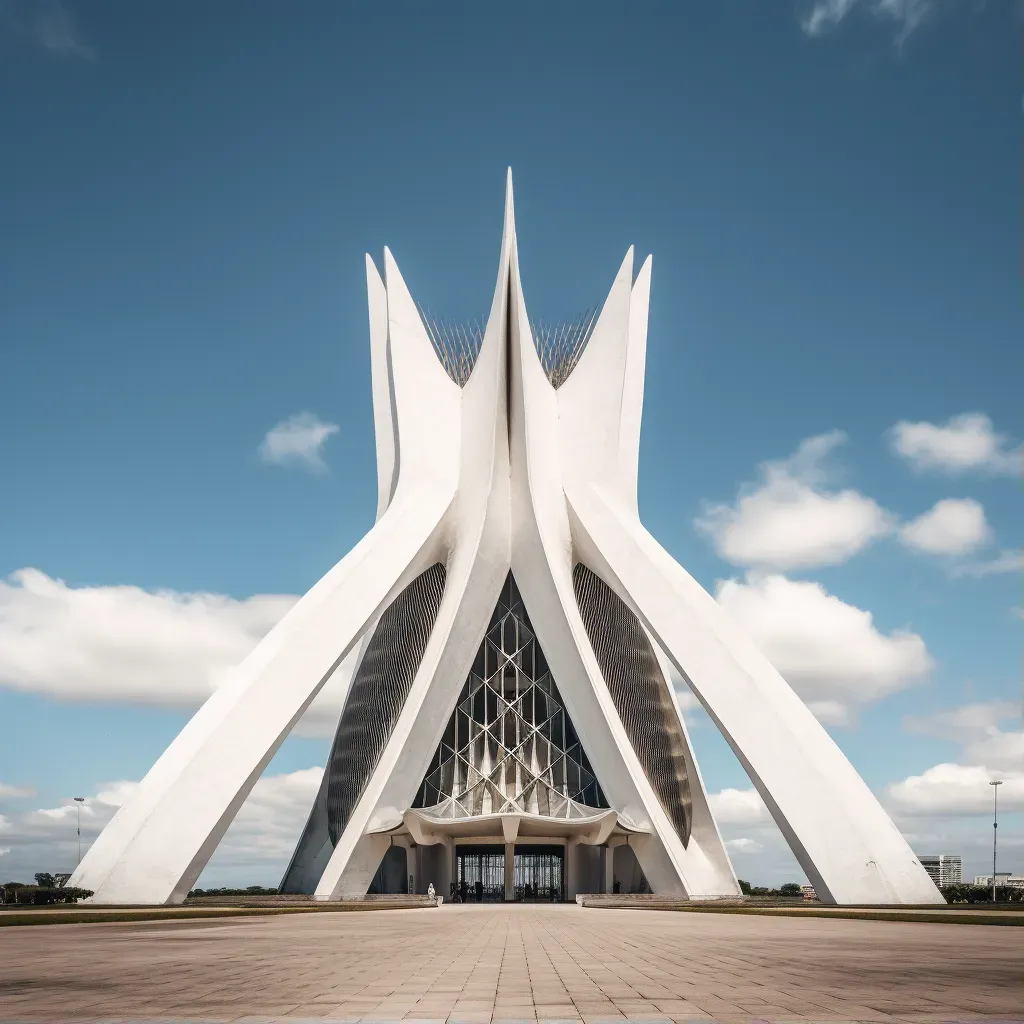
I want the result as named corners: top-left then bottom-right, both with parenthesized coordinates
top-left (0, 903), bottom-right (1020, 1023)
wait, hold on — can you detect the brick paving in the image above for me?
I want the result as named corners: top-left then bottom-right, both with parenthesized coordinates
top-left (0, 902), bottom-right (1020, 1023)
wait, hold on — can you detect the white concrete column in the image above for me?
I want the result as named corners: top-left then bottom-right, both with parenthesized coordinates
top-left (504, 842), bottom-right (515, 901)
top-left (439, 838), bottom-right (454, 901)
top-left (565, 840), bottom-right (577, 901)
top-left (605, 836), bottom-right (627, 894)
top-left (406, 841), bottom-right (417, 894)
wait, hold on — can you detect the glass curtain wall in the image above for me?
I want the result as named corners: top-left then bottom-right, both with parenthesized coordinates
top-left (456, 846), bottom-right (505, 902)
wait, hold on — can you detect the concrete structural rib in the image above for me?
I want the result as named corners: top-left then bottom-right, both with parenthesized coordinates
top-left (72, 171), bottom-right (943, 906)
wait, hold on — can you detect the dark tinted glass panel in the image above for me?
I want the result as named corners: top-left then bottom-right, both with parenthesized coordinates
top-left (324, 563), bottom-right (447, 844)
top-left (572, 563), bottom-right (692, 847)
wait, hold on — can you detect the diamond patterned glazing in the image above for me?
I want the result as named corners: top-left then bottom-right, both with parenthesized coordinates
top-left (414, 572), bottom-right (607, 819)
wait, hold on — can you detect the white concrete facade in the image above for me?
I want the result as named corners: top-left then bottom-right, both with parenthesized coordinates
top-left (71, 172), bottom-right (943, 906)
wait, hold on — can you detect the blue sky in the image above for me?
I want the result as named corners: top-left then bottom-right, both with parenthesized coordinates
top-left (0, 0), bottom-right (1020, 888)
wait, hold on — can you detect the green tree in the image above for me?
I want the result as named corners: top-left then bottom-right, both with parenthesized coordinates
top-left (941, 883), bottom-right (1023, 904)
top-left (737, 879), bottom-right (752, 896)
top-left (2, 882), bottom-right (27, 904)
top-left (779, 883), bottom-right (802, 896)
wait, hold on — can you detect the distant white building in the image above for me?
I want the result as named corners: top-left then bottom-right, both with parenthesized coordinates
top-left (974, 873), bottom-right (1024, 889)
top-left (918, 854), bottom-right (962, 886)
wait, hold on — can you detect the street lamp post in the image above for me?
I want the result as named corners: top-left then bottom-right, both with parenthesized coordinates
top-left (989, 780), bottom-right (1002, 903)
top-left (73, 797), bottom-right (85, 869)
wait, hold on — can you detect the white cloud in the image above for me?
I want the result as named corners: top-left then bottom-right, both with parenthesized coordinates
top-left (885, 763), bottom-right (1024, 816)
top-left (802, 0), bottom-right (858, 34)
top-left (725, 837), bottom-right (764, 853)
top-left (0, 783), bottom-right (35, 799)
top-left (0, 568), bottom-right (353, 738)
top-left (899, 498), bottom-right (991, 556)
top-left (890, 413), bottom-right (1022, 476)
top-left (951, 549), bottom-right (1023, 578)
top-left (0, 783), bottom-right (130, 881)
top-left (903, 700), bottom-right (1022, 774)
top-left (707, 790), bottom-right (808, 885)
top-left (258, 411), bottom-right (339, 472)
top-left (885, 700), bottom-right (1023, 817)
top-left (708, 787), bottom-right (770, 825)
top-left (716, 573), bottom-right (932, 724)
top-left (696, 432), bottom-right (893, 571)
top-left (801, 0), bottom-right (933, 41)
top-left (0, 769), bottom-right (321, 886)
top-left (201, 767), bottom-right (323, 883)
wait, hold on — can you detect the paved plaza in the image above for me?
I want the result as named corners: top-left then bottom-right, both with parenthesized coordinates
top-left (0, 903), bottom-right (1020, 1023)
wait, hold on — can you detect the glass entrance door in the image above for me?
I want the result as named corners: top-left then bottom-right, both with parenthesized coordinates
top-left (514, 845), bottom-right (564, 902)
top-left (456, 845), bottom-right (505, 902)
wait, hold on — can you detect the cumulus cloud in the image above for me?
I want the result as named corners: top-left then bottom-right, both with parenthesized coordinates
top-left (696, 432), bottom-right (893, 571)
top-left (899, 498), bottom-right (992, 556)
top-left (716, 573), bottom-right (932, 724)
top-left (0, 769), bottom-right (321, 886)
top-left (258, 412), bottom-right (339, 472)
top-left (708, 787), bottom-right (770, 826)
top-left (951, 549), bottom-right (1024, 579)
top-left (0, 568), bottom-right (354, 738)
top-left (0, 783), bottom-right (35, 800)
top-left (890, 413), bottom-right (1022, 476)
top-left (886, 763), bottom-right (1023, 816)
top-left (0, 780), bottom-right (134, 881)
top-left (706, 789), bottom-right (808, 884)
top-left (202, 767), bottom-right (323, 883)
top-left (903, 700), bottom-right (1022, 774)
top-left (885, 700), bottom-right (1023, 816)
top-left (801, 0), bottom-right (933, 42)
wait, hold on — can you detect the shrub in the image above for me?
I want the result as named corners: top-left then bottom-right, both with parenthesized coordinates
top-left (2, 884), bottom-right (93, 905)
top-left (941, 883), bottom-right (1023, 904)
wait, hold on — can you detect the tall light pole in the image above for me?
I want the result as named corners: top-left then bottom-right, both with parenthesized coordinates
top-left (989, 780), bottom-right (1002, 903)
top-left (73, 797), bottom-right (85, 869)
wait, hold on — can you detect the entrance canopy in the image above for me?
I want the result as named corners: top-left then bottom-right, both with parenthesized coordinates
top-left (390, 806), bottom-right (647, 846)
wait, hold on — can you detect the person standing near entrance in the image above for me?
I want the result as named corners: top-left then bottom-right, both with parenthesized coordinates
top-left (427, 882), bottom-right (436, 904)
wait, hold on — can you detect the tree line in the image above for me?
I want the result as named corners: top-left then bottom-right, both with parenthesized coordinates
top-left (1, 873), bottom-right (93, 905)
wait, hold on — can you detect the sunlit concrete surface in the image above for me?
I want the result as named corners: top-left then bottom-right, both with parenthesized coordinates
top-left (0, 903), bottom-right (1020, 1023)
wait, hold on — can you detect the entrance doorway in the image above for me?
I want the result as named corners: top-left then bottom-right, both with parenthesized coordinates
top-left (514, 845), bottom-right (564, 902)
top-left (456, 845), bottom-right (504, 902)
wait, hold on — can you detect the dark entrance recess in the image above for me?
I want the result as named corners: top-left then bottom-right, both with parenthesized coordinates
top-left (514, 844), bottom-right (564, 902)
top-left (367, 844), bottom-right (407, 895)
top-left (456, 844), bottom-right (505, 902)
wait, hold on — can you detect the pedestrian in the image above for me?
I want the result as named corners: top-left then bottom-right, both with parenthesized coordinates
top-left (427, 882), bottom-right (436, 902)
